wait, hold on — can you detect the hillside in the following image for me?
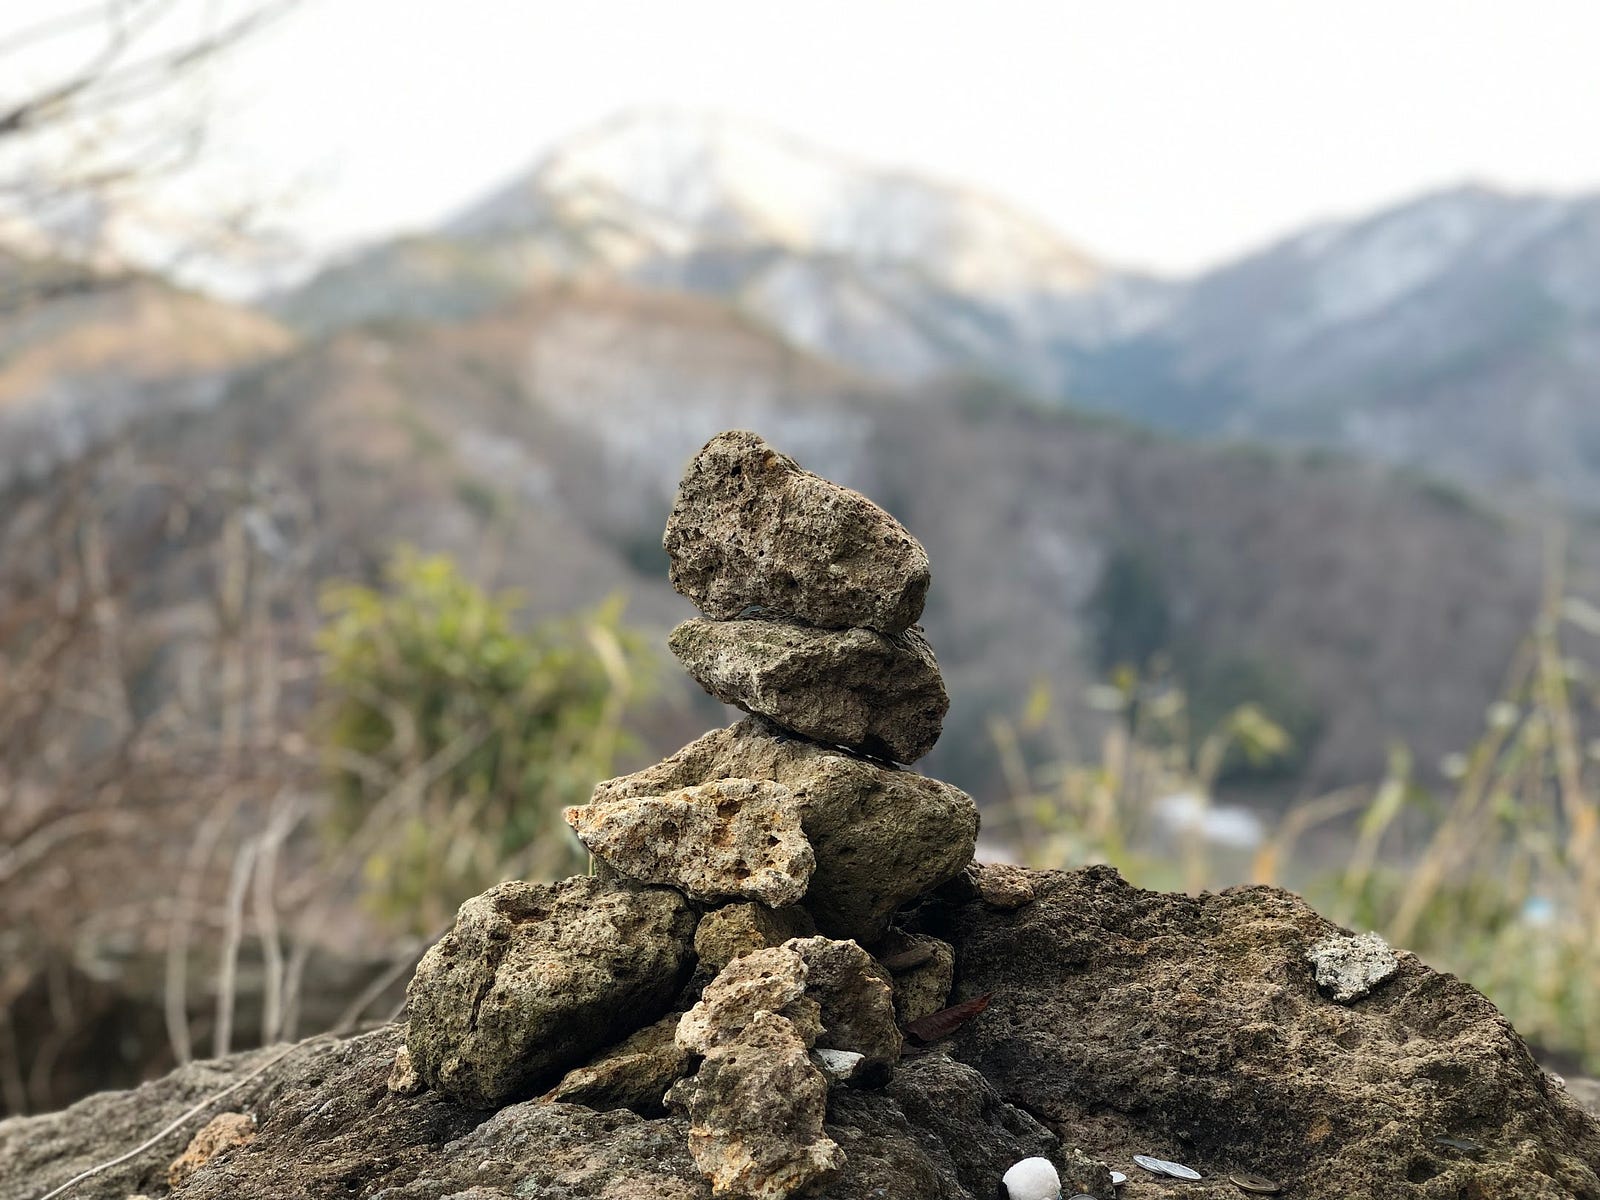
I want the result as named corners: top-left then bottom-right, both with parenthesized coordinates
top-left (0, 252), bottom-right (294, 491)
top-left (20, 278), bottom-right (1578, 796)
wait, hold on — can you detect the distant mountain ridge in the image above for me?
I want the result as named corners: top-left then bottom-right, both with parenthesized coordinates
top-left (283, 111), bottom-right (1600, 506)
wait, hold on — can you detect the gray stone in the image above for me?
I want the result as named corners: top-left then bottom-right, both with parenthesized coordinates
top-left (564, 778), bottom-right (813, 907)
top-left (663, 430), bottom-right (930, 634)
top-left (543, 1013), bottom-right (690, 1115)
top-left (1305, 931), bottom-right (1400, 1003)
top-left (405, 877), bottom-right (696, 1108)
top-left (668, 619), bottom-right (948, 763)
top-left (785, 936), bottom-right (901, 1083)
top-left (694, 902), bottom-right (817, 976)
top-left (592, 719), bottom-right (978, 943)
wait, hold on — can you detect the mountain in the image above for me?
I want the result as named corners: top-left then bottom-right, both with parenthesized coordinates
top-left (1066, 185), bottom-right (1600, 503)
top-left (280, 110), bottom-right (1155, 396)
top-left (284, 116), bottom-right (1600, 508)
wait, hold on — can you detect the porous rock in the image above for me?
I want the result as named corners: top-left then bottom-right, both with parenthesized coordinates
top-left (676, 945), bottom-right (821, 1055)
top-left (543, 1013), bottom-right (690, 1115)
top-left (663, 430), bottom-right (930, 634)
top-left (405, 877), bottom-right (696, 1108)
top-left (934, 865), bottom-right (1600, 1199)
top-left (386, 1045), bottom-right (423, 1096)
top-left (167, 1111), bottom-right (255, 1188)
top-left (1306, 929), bottom-right (1401, 1003)
top-left (592, 718), bottom-right (978, 943)
top-left (669, 619), bottom-right (948, 763)
top-left (565, 778), bottom-right (814, 907)
top-left (694, 902), bottom-right (817, 975)
top-left (878, 931), bottom-right (956, 1025)
top-left (785, 935), bottom-right (901, 1082)
top-left (668, 1009), bottom-right (844, 1200)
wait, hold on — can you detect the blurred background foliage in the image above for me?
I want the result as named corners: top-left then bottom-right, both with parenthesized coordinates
top-left (316, 549), bottom-right (654, 932)
top-left (993, 543), bottom-right (1600, 1070)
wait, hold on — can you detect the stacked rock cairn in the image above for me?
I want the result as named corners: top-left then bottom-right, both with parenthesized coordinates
top-left (401, 430), bottom-right (980, 1199)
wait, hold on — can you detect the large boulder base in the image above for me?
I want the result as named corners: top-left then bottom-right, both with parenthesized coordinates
top-left (405, 877), bottom-right (696, 1108)
top-left (922, 865), bottom-right (1600, 1200)
top-left (669, 618), bottom-right (949, 764)
top-left (6, 869), bottom-right (1600, 1198)
top-left (592, 718), bottom-right (978, 943)
top-left (0, 1028), bottom-right (1055, 1200)
top-left (662, 430), bottom-right (931, 635)
top-left (565, 778), bottom-right (815, 907)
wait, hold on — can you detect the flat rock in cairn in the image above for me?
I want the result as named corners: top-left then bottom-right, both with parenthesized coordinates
top-left (405, 877), bottom-right (696, 1108)
top-left (694, 902), bottom-right (817, 975)
top-left (663, 430), bottom-right (930, 634)
top-left (592, 717), bottom-right (978, 943)
top-left (565, 778), bottom-right (814, 907)
top-left (669, 618), bottom-right (949, 764)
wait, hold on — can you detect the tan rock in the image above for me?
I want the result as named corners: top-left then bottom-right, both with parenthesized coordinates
top-left (565, 778), bottom-right (813, 907)
top-left (592, 718), bottom-right (978, 942)
top-left (167, 1111), bottom-right (255, 1188)
top-left (669, 619), bottom-right (948, 763)
top-left (405, 877), bottom-right (696, 1108)
top-left (668, 1009), bottom-right (844, 1200)
top-left (543, 1014), bottom-right (691, 1114)
top-left (694, 902), bottom-right (816, 975)
top-left (784, 936), bottom-right (901, 1083)
top-left (663, 430), bottom-right (930, 634)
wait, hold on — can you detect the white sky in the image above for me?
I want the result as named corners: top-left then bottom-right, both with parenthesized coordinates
top-left (16, 0), bottom-right (1600, 278)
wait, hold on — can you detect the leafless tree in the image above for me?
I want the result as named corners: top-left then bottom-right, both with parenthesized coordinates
top-left (0, 0), bottom-right (302, 312)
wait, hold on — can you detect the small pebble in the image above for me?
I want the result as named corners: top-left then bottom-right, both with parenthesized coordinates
top-left (1000, 1156), bottom-right (1062, 1200)
top-left (1109, 1170), bottom-right (1127, 1186)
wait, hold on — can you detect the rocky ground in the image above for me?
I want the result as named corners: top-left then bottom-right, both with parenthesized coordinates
top-left (4, 430), bottom-right (1599, 1199)
top-left (2, 865), bottom-right (1598, 1199)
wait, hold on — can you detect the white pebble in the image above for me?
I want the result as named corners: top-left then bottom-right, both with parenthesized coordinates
top-left (1001, 1156), bottom-right (1062, 1200)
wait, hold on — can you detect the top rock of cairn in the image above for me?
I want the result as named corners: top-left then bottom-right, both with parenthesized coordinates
top-left (663, 430), bottom-right (931, 635)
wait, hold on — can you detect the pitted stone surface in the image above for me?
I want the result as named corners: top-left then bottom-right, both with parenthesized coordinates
top-left (676, 946), bottom-right (821, 1055)
top-left (668, 619), bottom-right (948, 763)
top-left (592, 718), bottom-right (978, 943)
top-left (784, 936), bottom-right (901, 1082)
top-left (565, 778), bottom-right (814, 907)
top-left (877, 932), bottom-right (956, 1026)
top-left (1305, 930), bottom-right (1401, 1003)
top-left (663, 430), bottom-right (930, 634)
top-left (668, 1009), bottom-right (844, 1200)
top-left (405, 877), bottom-right (696, 1108)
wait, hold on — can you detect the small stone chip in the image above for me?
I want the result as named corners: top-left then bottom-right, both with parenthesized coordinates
top-left (1305, 931), bottom-right (1400, 1003)
top-left (1230, 1171), bottom-right (1284, 1193)
top-left (1109, 1170), bottom-right (1127, 1186)
top-left (1133, 1154), bottom-right (1202, 1180)
top-left (1432, 1135), bottom-right (1484, 1157)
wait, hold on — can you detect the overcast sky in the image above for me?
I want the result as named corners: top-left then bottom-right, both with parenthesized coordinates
top-left (17, 0), bottom-right (1600, 277)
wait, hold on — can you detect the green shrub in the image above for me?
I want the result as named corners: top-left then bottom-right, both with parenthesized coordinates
top-left (315, 548), bottom-right (653, 930)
